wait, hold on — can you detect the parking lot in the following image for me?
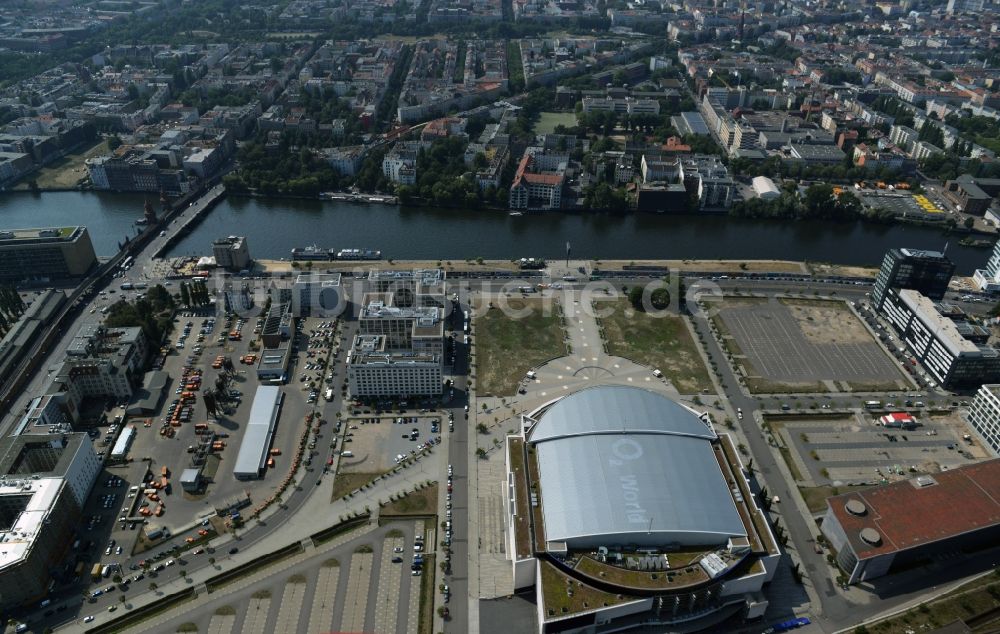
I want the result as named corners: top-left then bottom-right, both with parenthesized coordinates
top-left (716, 297), bottom-right (907, 391)
top-left (339, 413), bottom-right (447, 474)
top-left (771, 412), bottom-right (982, 486)
top-left (859, 192), bottom-right (946, 221)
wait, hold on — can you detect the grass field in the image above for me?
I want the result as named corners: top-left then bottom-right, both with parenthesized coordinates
top-left (534, 111), bottom-right (577, 135)
top-left (381, 484), bottom-right (438, 516)
top-left (599, 300), bottom-right (713, 394)
top-left (331, 472), bottom-right (383, 501)
top-left (798, 484), bottom-right (877, 513)
top-left (15, 138), bottom-right (108, 190)
top-left (476, 298), bottom-right (565, 396)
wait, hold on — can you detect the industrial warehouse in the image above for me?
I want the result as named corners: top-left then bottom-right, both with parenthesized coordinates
top-left (504, 386), bottom-right (780, 634)
top-left (233, 386), bottom-right (284, 480)
top-left (822, 459), bottom-right (1000, 585)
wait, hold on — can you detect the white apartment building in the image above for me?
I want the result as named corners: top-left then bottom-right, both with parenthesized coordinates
top-left (969, 384), bottom-right (1000, 455)
top-left (382, 142), bottom-right (419, 185)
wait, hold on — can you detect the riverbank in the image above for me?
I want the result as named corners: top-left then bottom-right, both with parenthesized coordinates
top-left (253, 258), bottom-right (822, 276)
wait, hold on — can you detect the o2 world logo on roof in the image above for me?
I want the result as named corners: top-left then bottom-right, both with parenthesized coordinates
top-left (609, 438), bottom-right (649, 526)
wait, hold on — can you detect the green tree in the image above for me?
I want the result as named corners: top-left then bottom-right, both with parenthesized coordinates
top-left (627, 286), bottom-right (644, 310)
top-left (650, 288), bottom-right (670, 310)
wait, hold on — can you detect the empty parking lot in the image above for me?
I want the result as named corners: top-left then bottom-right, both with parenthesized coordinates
top-left (770, 413), bottom-right (981, 486)
top-left (715, 297), bottom-right (907, 391)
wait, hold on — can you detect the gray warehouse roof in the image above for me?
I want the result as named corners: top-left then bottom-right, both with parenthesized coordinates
top-left (529, 386), bottom-right (745, 549)
top-left (233, 386), bottom-right (282, 478)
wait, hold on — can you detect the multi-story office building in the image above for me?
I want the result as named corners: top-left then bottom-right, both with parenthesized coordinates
top-left (352, 270), bottom-right (445, 398)
top-left (212, 236), bottom-right (251, 271)
top-left (368, 269), bottom-right (446, 308)
top-left (974, 239), bottom-right (1000, 293)
top-left (359, 294), bottom-right (444, 356)
top-left (27, 324), bottom-right (148, 425)
top-left (871, 248), bottom-right (955, 310)
top-left (680, 155), bottom-right (734, 210)
top-left (0, 226), bottom-right (97, 283)
top-left (291, 273), bottom-right (343, 318)
top-left (0, 433), bottom-right (100, 609)
top-left (881, 288), bottom-right (1000, 389)
top-left (969, 385), bottom-right (1000, 455)
top-left (347, 335), bottom-right (442, 398)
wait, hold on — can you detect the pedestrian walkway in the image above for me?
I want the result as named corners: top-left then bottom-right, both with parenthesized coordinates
top-left (242, 595), bottom-right (270, 634)
top-left (274, 577), bottom-right (308, 632)
top-left (340, 552), bottom-right (374, 633)
top-left (205, 612), bottom-right (235, 634)
top-left (307, 561), bottom-right (341, 634)
top-left (374, 536), bottom-right (404, 634)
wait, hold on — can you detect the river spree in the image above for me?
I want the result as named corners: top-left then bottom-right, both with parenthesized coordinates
top-left (0, 191), bottom-right (990, 274)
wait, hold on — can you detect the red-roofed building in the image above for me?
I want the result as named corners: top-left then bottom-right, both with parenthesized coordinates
top-left (877, 412), bottom-right (917, 428)
top-left (822, 459), bottom-right (1000, 584)
top-left (509, 154), bottom-right (564, 211)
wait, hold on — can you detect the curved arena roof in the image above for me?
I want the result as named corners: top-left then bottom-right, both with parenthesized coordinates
top-left (529, 386), bottom-right (746, 549)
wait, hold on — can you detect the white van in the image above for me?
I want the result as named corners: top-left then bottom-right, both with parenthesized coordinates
top-left (653, 369), bottom-right (663, 378)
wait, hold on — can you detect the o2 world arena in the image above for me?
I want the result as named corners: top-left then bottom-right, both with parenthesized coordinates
top-left (504, 386), bottom-right (781, 634)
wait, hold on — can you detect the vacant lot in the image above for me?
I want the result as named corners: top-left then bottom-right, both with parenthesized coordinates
top-left (714, 297), bottom-right (905, 393)
top-left (534, 111), bottom-right (578, 135)
top-left (16, 139), bottom-right (108, 190)
top-left (331, 472), bottom-right (383, 500)
top-left (599, 299), bottom-right (712, 394)
top-left (382, 484), bottom-right (438, 517)
top-left (476, 298), bottom-right (565, 396)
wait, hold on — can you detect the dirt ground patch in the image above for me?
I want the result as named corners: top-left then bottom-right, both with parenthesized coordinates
top-left (779, 298), bottom-right (871, 345)
top-left (808, 262), bottom-right (878, 279)
top-left (331, 472), bottom-right (384, 501)
top-left (475, 298), bottom-right (566, 396)
top-left (598, 299), bottom-right (712, 394)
